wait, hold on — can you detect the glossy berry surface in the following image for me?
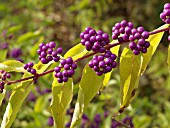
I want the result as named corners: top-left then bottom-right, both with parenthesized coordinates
top-left (89, 50), bottom-right (117, 76)
top-left (24, 62), bottom-right (37, 75)
top-left (112, 20), bottom-right (150, 55)
top-left (54, 57), bottom-right (77, 83)
top-left (37, 42), bottom-right (62, 64)
top-left (80, 27), bottom-right (110, 52)
top-left (160, 3), bottom-right (170, 24)
top-left (0, 70), bottom-right (11, 81)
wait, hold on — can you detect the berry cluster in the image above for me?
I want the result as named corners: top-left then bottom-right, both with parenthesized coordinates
top-left (37, 42), bottom-right (62, 64)
top-left (160, 3), bottom-right (170, 24)
top-left (112, 20), bottom-right (150, 55)
top-left (10, 48), bottom-right (22, 58)
top-left (80, 27), bottom-right (110, 53)
top-left (112, 20), bottom-right (134, 42)
top-left (24, 62), bottom-right (37, 75)
top-left (0, 70), bottom-right (11, 93)
top-left (129, 39), bottom-right (150, 55)
top-left (54, 57), bottom-right (77, 83)
top-left (88, 50), bottom-right (117, 76)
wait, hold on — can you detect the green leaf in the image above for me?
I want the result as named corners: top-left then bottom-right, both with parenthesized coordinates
top-left (0, 88), bottom-right (6, 106)
top-left (34, 95), bottom-right (50, 113)
top-left (0, 60), bottom-right (25, 72)
top-left (64, 44), bottom-right (88, 60)
top-left (1, 73), bottom-right (34, 128)
top-left (49, 78), bottom-right (73, 128)
top-left (119, 47), bottom-right (143, 111)
top-left (29, 36), bottom-right (45, 58)
top-left (0, 50), bottom-right (8, 62)
top-left (168, 45), bottom-right (170, 74)
top-left (101, 41), bottom-right (120, 89)
top-left (0, 61), bottom-right (52, 128)
top-left (34, 61), bottom-right (54, 74)
top-left (141, 24), bottom-right (169, 75)
top-left (70, 64), bottom-right (104, 127)
top-left (17, 30), bottom-right (41, 44)
top-left (7, 25), bottom-right (22, 34)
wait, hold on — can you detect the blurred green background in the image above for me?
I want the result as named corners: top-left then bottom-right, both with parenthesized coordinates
top-left (0, 0), bottom-right (170, 127)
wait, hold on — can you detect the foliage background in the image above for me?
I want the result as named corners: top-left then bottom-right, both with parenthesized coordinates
top-left (0, 0), bottom-right (170, 127)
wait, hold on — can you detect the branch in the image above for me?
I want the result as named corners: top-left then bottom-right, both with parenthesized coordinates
top-left (6, 26), bottom-right (170, 84)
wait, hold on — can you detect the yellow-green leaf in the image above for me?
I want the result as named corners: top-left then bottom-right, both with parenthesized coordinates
top-left (64, 44), bottom-right (88, 60)
top-left (168, 45), bottom-right (170, 74)
top-left (141, 24), bottom-right (169, 75)
top-left (17, 30), bottom-right (41, 44)
top-left (70, 64), bottom-right (104, 127)
top-left (49, 78), bottom-right (73, 128)
top-left (0, 60), bottom-right (25, 72)
top-left (0, 50), bottom-right (8, 62)
top-left (1, 73), bottom-right (33, 128)
top-left (0, 88), bottom-right (6, 106)
top-left (120, 47), bottom-right (143, 111)
top-left (0, 61), bottom-right (52, 128)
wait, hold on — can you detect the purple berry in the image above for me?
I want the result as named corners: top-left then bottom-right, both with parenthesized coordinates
top-left (72, 63), bottom-right (77, 69)
top-left (84, 34), bottom-right (90, 41)
top-left (89, 29), bottom-right (96, 36)
top-left (64, 64), bottom-right (70, 70)
top-left (53, 56), bottom-right (60, 62)
top-left (133, 49), bottom-right (140, 55)
top-left (48, 117), bottom-right (54, 126)
top-left (168, 35), bottom-right (170, 41)
top-left (137, 45), bottom-right (143, 51)
top-left (129, 42), bottom-right (137, 50)
top-left (11, 48), bottom-right (22, 58)
top-left (41, 58), bottom-right (48, 64)
top-left (60, 59), bottom-right (66, 66)
top-left (121, 20), bottom-right (128, 27)
top-left (97, 30), bottom-right (103, 35)
top-left (57, 47), bottom-right (63, 54)
top-left (141, 48), bottom-right (147, 53)
top-left (49, 42), bottom-right (56, 48)
top-left (96, 71), bottom-right (103, 76)
top-left (31, 69), bottom-right (36, 74)
top-left (58, 78), bottom-right (63, 83)
top-left (63, 77), bottom-right (68, 82)
top-left (42, 45), bottom-right (48, 51)
top-left (99, 61), bottom-right (105, 68)
top-left (40, 51), bottom-right (47, 57)
top-left (138, 38), bottom-right (145, 46)
top-left (28, 62), bottom-right (34, 67)
top-left (144, 41), bottom-right (150, 48)
top-left (6, 74), bottom-right (11, 78)
top-left (66, 57), bottom-right (73, 64)
top-left (80, 32), bottom-right (84, 39)
top-left (137, 26), bottom-right (145, 33)
top-left (24, 64), bottom-right (28, 69)
top-left (141, 31), bottom-right (149, 39)
top-left (54, 66), bottom-right (61, 73)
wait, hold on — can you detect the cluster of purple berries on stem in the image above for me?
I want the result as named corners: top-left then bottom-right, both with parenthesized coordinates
top-left (160, 3), bottom-right (170, 24)
top-left (37, 42), bottom-right (62, 64)
top-left (80, 27), bottom-right (110, 53)
top-left (54, 57), bottom-right (77, 83)
top-left (89, 50), bottom-right (117, 76)
top-left (24, 62), bottom-right (37, 75)
top-left (0, 70), bottom-right (11, 93)
top-left (112, 20), bottom-right (150, 55)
